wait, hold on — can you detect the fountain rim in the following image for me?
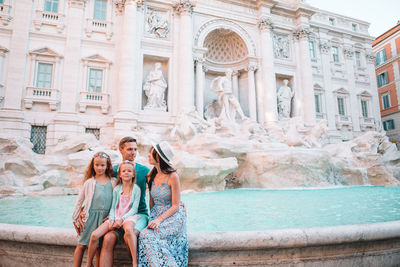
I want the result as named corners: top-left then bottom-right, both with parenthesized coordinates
top-left (1, 220), bottom-right (400, 251)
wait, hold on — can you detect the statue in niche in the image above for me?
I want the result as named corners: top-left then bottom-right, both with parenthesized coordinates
top-left (210, 69), bottom-right (247, 124)
top-left (147, 11), bottom-right (169, 38)
top-left (277, 79), bottom-right (294, 119)
top-left (143, 62), bottom-right (167, 111)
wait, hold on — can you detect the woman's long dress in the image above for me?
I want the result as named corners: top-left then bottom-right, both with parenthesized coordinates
top-left (138, 182), bottom-right (188, 266)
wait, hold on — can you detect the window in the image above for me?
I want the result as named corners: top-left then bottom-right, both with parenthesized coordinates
top-left (94, 0), bottom-right (107, 21)
top-left (361, 100), bottom-right (368, 117)
top-left (329, 18), bottom-right (335, 26)
top-left (376, 49), bottom-right (386, 65)
top-left (0, 0), bottom-right (4, 4)
top-left (352, 24), bottom-right (357, 31)
top-left (88, 68), bottom-right (103, 92)
top-left (383, 119), bottom-right (395, 130)
top-left (86, 128), bottom-right (100, 140)
top-left (382, 93), bottom-right (391, 109)
top-left (44, 0), bottom-right (59, 13)
top-left (315, 94), bottom-right (321, 113)
top-left (337, 97), bottom-right (345, 116)
top-left (309, 41), bottom-right (316, 59)
top-left (377, 71), bottom-right (389, 87)
top-left (355, 51), bottom-right (361, 67)
top-left (36, 63), bottom-right (53, 88)
top-left (332, 46), bottom-right (339, 62)
top-left (30, 126), bottom-right (47, 154)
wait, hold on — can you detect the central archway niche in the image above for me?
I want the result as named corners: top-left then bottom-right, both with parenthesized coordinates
top-left (197, 20), bottom-right (256, 118)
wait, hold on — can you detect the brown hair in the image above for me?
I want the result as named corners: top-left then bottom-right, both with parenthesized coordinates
top-left (147, 148), bottom-right (176, 191)
top-left (116, 160), bottom-right (136, 186)
top-left (119, 136), bottom-right (137, 149)
top-left (83, 152), bottom-right (113, 183)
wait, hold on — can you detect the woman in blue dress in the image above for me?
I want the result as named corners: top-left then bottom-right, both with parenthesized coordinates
top-left (138, 141), bottom-right (188, 266)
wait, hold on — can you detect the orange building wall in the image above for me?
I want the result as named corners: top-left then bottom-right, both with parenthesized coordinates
top-left (384, 43), bottom-right (392, 60)
top-left (377, 63), bottom-right (399, 115)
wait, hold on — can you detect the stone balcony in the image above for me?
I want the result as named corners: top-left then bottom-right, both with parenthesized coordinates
top-left (24, 86), bottom-right (59, 111)
top-left (79, 91), bottom-right (109, 114)
top-left (0, 4), bottom-right (11, 26)
top-left (335, 114), bottom-right (352, 130)
top-left (33, 10), bottom-right (65, 33)
top-left (85, 18), bottom-right (113, 40)
top-left (359, 116), bottom-right (376, 131)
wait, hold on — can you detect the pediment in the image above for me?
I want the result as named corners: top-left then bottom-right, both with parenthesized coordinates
top-left (333, 87), bottom-right (349, 95)
top-left (313, 83), bottom-right (324, 90)
top-left (30, 47), bottom-right (61, 57)
top-left (358, 90), bottom-right (372, 97)
top-left (83, 54), bottom-right (111, 64)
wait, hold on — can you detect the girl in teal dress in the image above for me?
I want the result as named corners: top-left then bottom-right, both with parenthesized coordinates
top-left (72, 152), bottom-right (117, 267)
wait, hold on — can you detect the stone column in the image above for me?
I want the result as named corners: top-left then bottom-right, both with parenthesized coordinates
top-left (232, 70), bottom-right (240, 99)
top-left (294, 27), bottom-right (316, 126)
top-left (59, 0), bottom-right (86, 113)
top-left (174, 0), bottom-right (195, 110)
top-left (366, 51), bottom-right (382, 130)
top-left (0, 0), bottom-right (33, 137)
top-left (116, 0), bottom-right (142, 117)
top-left (195, 56), bottom-right (205, 117)
top-left (258, 17), bottom-right (278, 124)
top-left (319, 40), bottom-right (336, 131)
top-left (246, 64), bottom-right (257, 121)
top-left (343, 43), bottom-right (360, 132)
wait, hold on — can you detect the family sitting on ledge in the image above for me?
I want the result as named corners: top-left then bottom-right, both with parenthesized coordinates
top-left (72, 137), bottom-right (188, 267)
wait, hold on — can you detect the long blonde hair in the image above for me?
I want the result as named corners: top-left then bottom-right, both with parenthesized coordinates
top-left (117, 160), bottom-right (136, 186)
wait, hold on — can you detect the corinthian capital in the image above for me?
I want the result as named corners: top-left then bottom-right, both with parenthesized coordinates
top-left (114, 0), bottom-right (144, 15)
top-left (293, 27), bottom-right (311, 40)
top-left (173, 0), bottom-right (195, 15)
top-left (258, 16), bottom-right (273, 31)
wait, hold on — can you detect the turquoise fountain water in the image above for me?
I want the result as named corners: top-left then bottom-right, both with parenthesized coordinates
top-left (1, 186), bottom-right (400, 232)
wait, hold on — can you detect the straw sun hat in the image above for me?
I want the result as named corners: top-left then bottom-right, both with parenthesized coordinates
top-left (152, 141), bottom-right (175, 166)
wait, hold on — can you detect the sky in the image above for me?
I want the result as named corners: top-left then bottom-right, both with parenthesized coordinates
top-left (306, 0), bottom-right (400, 38)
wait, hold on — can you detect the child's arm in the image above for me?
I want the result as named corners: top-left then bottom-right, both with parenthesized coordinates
top-left (147, 173), bottom-right (181, 229)
top-left (108, 187), bottom-right (118, 221)
top-left (122, 185), bottom-right (141, 221)
top-left (72, 181), bottom-right (87, 222)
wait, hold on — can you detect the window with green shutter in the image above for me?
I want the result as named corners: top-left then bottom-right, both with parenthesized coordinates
top-left (309, 41), bottom-right (316, 59)
top-left (332, 46), bottom-right (339, 62)
top-left (382, 93), bottom-right (391, 109)
top-left (36, 63), bottom-right (53, 88)
top-left (88, 68), bottom-right (103, 92)
top-left (314, 94), bottom-right (321, 113)
top-left (355, 51), bottom-right (361, 67)
top-left (361, 100), bottom-right (368, 118)
top-left (337, 97), bottom-right (345, 116)
top-left (377, 72), bottom-right (388, 87)
top-left (44, 0), bottom-right (59, 13)
top-left (376, 49), bottom-right (386, 66)
top-left (94, 0), bottom-right (107, 21)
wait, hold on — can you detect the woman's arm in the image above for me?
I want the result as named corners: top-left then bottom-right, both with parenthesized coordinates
top-left (122, 185), bottom-right (141, 221)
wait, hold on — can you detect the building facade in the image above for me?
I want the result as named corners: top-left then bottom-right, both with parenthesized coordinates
top-left (373, 22), bottom-right (400, 148)
top-left (0, 0), bottom-right (381, 153)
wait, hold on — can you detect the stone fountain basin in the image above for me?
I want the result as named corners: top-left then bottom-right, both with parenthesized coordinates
top-left (1, 221), bottom-right (400, 266)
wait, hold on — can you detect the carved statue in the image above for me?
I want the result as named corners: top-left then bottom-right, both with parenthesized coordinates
top-left (147, 11), bottom-right (169, 38)
top-left (273, 34), bottom-right (290, 59)
top-left (277, 79), bottom-right (294, 119)
top-left (210, 69), bottom-right (247, 124)
top-left (143, 62), bottom-right (167, 111)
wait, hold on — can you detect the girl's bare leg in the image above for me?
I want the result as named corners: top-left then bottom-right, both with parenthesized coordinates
top-left (99, 232), bottom-right (118, 267)
top-left (123, 221), bottom-right (139, 267)
top-left (73, 244), bottom-right (87, 267)
top-left (95, 248), bottom-right (100, 267)
top-left (85, 222), bottom-right (110, 267)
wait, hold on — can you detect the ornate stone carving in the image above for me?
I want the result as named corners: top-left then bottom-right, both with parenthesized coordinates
top-left (365, 53), bottom-right (375, 64)
top-left (273, 34), bottom-right (290, 59)
top-left (319, 42), bottom-right (331, 54)
top-left (113, 0), bottom-right (144, 14)
top-left (246, 64), bottom-right (258, 72)
top-left (68, 0), bottom-right (87, 8)
top-left (258, 16), bottom-right (273, 30)
top-left (146, 10), bottom-right (169, 38)
top-left (293, 27), bottom-right (311, 40)
top-left (343, 47), bottom-right (354, 59)
top-left (143, 62), bottom-right (167, 111)
top-left (173, 0), bottom-right (195, 15)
